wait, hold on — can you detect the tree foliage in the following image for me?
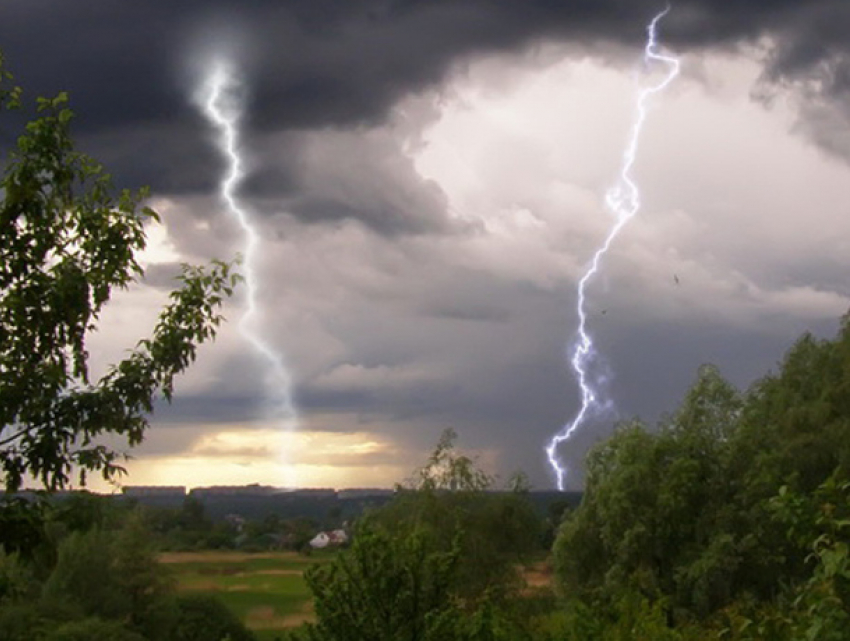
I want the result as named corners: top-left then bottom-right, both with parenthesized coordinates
top-left (169, 594), bottom-right (256, 641)
top-left (377, 429), bottom-right (540, 600)
top-left (302, 526), bottom-right (465, 641)
top-left (299, 429), bottom-right (544, 640)
top-left (553, 315), bottom-right (850, 637)
top-left (0, 54), bottom-right (238, 491)
top-left (0, 500), bottom-right (255, 640)
top-left (41, 512), bottom-right (173, 629)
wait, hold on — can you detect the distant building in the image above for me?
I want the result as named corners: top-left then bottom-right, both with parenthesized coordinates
top-left (337, 488), bottom-right (394, 499)
top-left (288, 488), bottom-right (337, 500)
top-left (122, 486), bottom-right (186, 498)
top-left (309, 529), bottom-right (349, 549)
top-left (309, 532), bottom-right (330, 549)
top-left (190, 484), bottom-right (278, 497)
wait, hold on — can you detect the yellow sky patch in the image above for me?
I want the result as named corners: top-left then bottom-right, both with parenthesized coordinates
top-left (83, 428), bottom-right (409, 492)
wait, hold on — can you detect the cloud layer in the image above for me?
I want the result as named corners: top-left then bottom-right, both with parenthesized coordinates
top-left (3, 1), bottom-right (850, 489)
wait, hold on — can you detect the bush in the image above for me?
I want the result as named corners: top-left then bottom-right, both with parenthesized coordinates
top-left (0, 602), bottom-right (47, 641)
top-left (172, 594), bottom-right (255, 641)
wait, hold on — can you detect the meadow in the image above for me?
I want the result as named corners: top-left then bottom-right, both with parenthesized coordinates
top-left (160, 550), bottom-right (333, 640)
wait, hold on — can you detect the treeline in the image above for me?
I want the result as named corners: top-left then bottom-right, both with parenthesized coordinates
top-left (143, 496), bottom-right (330, 553)
top-left (127, 490), bottom-right (393, 524)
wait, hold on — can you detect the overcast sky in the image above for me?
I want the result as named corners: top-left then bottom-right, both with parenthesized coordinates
top-left (3, 0), bottom-right (850, 491)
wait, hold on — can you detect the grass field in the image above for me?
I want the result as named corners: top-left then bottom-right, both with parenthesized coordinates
top-left (160, 550), bottom-right (332, 640)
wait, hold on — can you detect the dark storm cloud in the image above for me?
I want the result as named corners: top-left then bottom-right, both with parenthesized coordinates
top-left (153, 394), bottom-right (271, 426)
top-left (3, 0), bottom-right (850, 230)
top-left (245, 126), bottom-right (456, 235)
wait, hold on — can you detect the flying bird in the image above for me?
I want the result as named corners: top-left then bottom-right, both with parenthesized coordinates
top-left (674, 274), bottom-right (680, 285)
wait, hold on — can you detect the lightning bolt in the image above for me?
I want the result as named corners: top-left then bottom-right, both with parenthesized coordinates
top-left (546, 7), bottom-right (680, 490)
top-left (196, 59), bottom-right (298, 439)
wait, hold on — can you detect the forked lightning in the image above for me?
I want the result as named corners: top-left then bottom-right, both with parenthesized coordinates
top-left (546, 7), bottom-right (680, 490)
top-left (197, 59), bottom-right (297, 429)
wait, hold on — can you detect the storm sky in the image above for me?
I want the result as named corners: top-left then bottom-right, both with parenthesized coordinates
top-left (3, 0), bottom-right (850, 490)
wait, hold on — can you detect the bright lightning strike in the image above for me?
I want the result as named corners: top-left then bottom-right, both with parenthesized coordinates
top-left (196, 59), bottom-right (298, 433)
top-left (546, 7), bottom-right (680, 490)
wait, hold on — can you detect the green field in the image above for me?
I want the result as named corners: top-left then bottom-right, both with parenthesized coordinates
top-left (160, 550), bottom-right (332, 640)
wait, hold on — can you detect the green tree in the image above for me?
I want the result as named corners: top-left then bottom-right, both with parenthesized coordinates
top-left (375, 429), bottom-right (540, 601)
top-left (411, 428), bottom-right (493, 492)
top-left (40, 515), bottom-right (173, 627)
top-left (732, 318), bottom-right (850, 501)
top-left (0, 546), bottom-right (36, 604)
top-left (300, 430), bottom-right (544, 641)
top-left (554, 365), bottom-right (746, 618)
top-left (302, 526), bottom-right (465, 641)
top-left (0, 496), bottom-right (52, 561)
top-left (1, 503), bottom-right (254, 640)
top-left (718, 476), bottom-right (850, 641)
top-left (0, 601), bottom-right (48, 641)
top-left (170, 594), bottom-right (255, 641)
top-left (0, 54), bottom-right (238, 491)
top-left (552, 316), bottom-right (850, 635)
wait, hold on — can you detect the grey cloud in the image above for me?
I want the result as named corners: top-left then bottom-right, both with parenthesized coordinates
top-left (144, 306), bottom-right (841, 489)
top-left (5, 0), bottom-right (850, 203)
top-left (422, 302), bottom-right (512, 323)
top-left (790, 97), bottom-right (850, 161)
top-left (82, 124), bottom-right (221, 195)
top-left (154, 394), bottom-right (269, 426)
top-left (247, 127), bottom-right (455, 235)
top-left (141, 263), bottom-right (187, 290)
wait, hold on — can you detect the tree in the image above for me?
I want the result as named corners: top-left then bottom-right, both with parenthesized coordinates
top-left (40, 515), bottom-right (173, 626)
top-left (0, 54), bottom-right (238, 491)
top-left (299, 430), bottom-right (544, 641)
top-left (0, 501), bottom-right (255, 640)
top-left (302, 526), bottom-right (465, 641)
top-left (732, 318), bottom-right (850, 500)
top-left (170, 594), bottom-right (256, 641)
top-left (377, 429), bottom-right (540, 601)
top-left (551, 316), bottom-right (850, 635)
top-left (410, 428), bottom-right (493, 492)
top-left (554, 365), bottom-right (747, 618)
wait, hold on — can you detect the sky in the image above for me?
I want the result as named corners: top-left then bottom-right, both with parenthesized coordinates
top-left (2, 0), bottom-right (850, 491)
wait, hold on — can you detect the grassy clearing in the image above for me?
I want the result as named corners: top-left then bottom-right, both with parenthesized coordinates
top-left (161, 550), bottom-right (332, 640)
